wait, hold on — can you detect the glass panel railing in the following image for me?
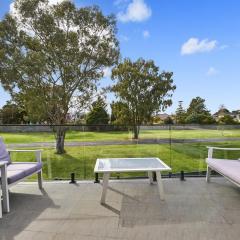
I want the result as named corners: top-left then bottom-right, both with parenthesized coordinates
top-left (1, 124), bottom-right (240, 181)
top-left (170, 124), bottom-right (240, 177)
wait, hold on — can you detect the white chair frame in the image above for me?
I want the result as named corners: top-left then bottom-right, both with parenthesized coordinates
top-left (206, 146), bottom-right (240, 187)
top-left (0, 149), bottom-right (43, 214)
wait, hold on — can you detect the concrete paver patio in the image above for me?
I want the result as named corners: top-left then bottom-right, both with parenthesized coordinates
top-left (0, 178), bottom-right (240, 240)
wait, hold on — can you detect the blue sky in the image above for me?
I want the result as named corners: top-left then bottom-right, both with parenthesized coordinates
top-left (0, 0), bottom-right (240, 114)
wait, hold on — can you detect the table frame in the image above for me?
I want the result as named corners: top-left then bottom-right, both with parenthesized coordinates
top-left (94, 158), bottom-right (171, 204)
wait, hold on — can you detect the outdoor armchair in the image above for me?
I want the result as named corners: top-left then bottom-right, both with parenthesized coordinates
top-left (0, 137), bottom-right (43, 214)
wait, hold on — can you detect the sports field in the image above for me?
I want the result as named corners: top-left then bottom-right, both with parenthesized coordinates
top-left (2, 128), bottom-right (239, 180)
top-left (1, 128), bottom-right (240, 144)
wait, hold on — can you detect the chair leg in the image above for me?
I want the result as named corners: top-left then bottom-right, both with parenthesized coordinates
top-left (38, 171), bottom-right (43, 190)
top-left (1, 164), bottom-right (10, 213)
top-left (0, 190), bottom-right (2, 218)
top-left (206, 166), bottom-right (211, 183)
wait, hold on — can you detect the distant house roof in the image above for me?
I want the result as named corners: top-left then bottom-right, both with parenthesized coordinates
top-left (232, 110), bottom-right (240, 115)
top-left (213, 108), bottom-right (230, 117)
top-left (156, 113), bottom-right (169, 120)
top-left (213, 108), bottom-right (240, 120)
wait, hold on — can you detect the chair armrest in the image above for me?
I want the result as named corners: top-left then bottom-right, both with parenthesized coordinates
top-left (7, 149), bottom-right (42, 163)
top-left (207, 146), bottom-right (240, 158)
top-left (7, 149), bottom-right (42, 153)
top-left (0, 161), bottom-right (8, 168)
top-left (207, 147), bottom-right (240, 151)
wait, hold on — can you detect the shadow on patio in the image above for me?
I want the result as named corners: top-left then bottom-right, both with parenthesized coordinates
top-left (0, 178), bottom-right (240, 240)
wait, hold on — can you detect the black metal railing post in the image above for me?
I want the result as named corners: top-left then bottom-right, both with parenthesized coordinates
top-left (180, 171), bottom-right (185, 181)
top-left (69, 172), bottom-right (76, 184)
top-left (94, 173), bottom-right (99, 183)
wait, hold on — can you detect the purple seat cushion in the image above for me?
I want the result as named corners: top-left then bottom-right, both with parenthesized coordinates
top-left (0, 137), bottom-right (11, 164)
top-left (5, 170), bottom-right (26, 184)
top-left (206, 158), bottom-right (240, 184)
top-left (7, 162), bottom-right (42, 175)
top-left (0, 162), bottom-right (43, 184)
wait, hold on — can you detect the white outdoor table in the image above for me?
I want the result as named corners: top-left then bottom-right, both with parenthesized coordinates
top-left (94, 158), bottom-right (171, 204)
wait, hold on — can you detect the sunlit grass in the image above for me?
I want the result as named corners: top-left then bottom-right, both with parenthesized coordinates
top-left (1, 128), bottom-right (240, 144)
top-left (9, 141), bottom-right (240, 180)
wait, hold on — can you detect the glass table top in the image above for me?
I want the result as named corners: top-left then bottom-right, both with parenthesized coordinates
top-left (94, 158), bottom-right (171, 172)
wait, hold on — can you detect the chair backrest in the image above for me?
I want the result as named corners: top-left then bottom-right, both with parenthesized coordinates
top-left (0, 137), bottom-right (11, 164)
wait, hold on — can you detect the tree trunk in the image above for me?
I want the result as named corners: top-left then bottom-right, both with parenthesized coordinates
top-left (132, 125), bottom-right (140, 139)
top-left (55, 126), bottom-right (66, 154)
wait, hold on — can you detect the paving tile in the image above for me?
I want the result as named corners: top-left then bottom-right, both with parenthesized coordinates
top-left (0, 178), bottom-right (240, 240)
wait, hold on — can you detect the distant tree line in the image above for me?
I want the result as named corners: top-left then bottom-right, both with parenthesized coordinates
top-left (174, 98), bottom-right (238, 125)
top-left (175, 97), bottom-right (215, 124)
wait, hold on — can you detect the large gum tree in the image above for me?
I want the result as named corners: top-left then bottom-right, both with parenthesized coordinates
top-left (111, 58), bottom-right (176, 139)
top-left (0, 0), bottom-right (119, 153)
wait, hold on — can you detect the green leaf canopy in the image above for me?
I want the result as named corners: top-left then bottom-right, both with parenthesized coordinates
top-left (111, 58), bottom-right (176, 138)
top-left (0, 0), bottom-right (119, 124)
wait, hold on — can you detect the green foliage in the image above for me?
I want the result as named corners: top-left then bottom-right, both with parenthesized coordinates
top-left (185, 113), bottom-right (215, 124)
top-left (110, 101), bottom-right (131, 125)
top-left (0, 101), bottom-right (26, 124)
top-left (218, 115), bottom-right (236, 125)
top-left (111, 58), bottom-right (176, 138)
top-left (185, 97), bottom-right (215, 124)
top-left (175, 101), bottom-right (186, 124)
top-left (164, 116), bottom-right (174, 125)
top-left (0, 0), bottom-right (119, 153)
top-left (86, 97), bottom-right (109, 125)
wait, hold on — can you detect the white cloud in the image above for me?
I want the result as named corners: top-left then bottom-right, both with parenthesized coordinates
top-left (47, 0), bottom-right (68, 4)
top-left (9, 0), bottom-right (116, 53)
top-left (103, 67), bottom-right (112, 78)
top-left (143, 30), bottom-right (150, 38)
top-left (206, 67), bottom-right (218, 76)
top-left (117, 0), bottom-right (152, 23)
top-left (9, 0), bottom-right (73, 36)
top-left (10, 0), bottom-right (69, 20)
top-left (10, 0), bottom-right (67, 13)
top-left (181, 38), bottom-right (217, 55)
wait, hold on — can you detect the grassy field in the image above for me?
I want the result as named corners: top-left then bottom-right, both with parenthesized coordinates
top-left (1, 128), bottom-right (240, 144)
top-left (2, 128), bottom-right (240, 180)
top-left (9, 141), bottom-right (240, 180)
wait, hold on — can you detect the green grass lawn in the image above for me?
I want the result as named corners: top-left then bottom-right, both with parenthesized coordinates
top-left (9, 141), bottom-right (240, 180)
top-left (1, 128), bottom-right (240, 144)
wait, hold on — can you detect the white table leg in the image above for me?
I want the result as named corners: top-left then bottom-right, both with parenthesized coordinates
top-left (101, 173), bottom-right (110, 204)
top-left (1, 164), bottom-right (10, 212)
top-left (148, 171), bottom-right (153, 184)
top-left (156, 171), bottom-right (165, 201)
